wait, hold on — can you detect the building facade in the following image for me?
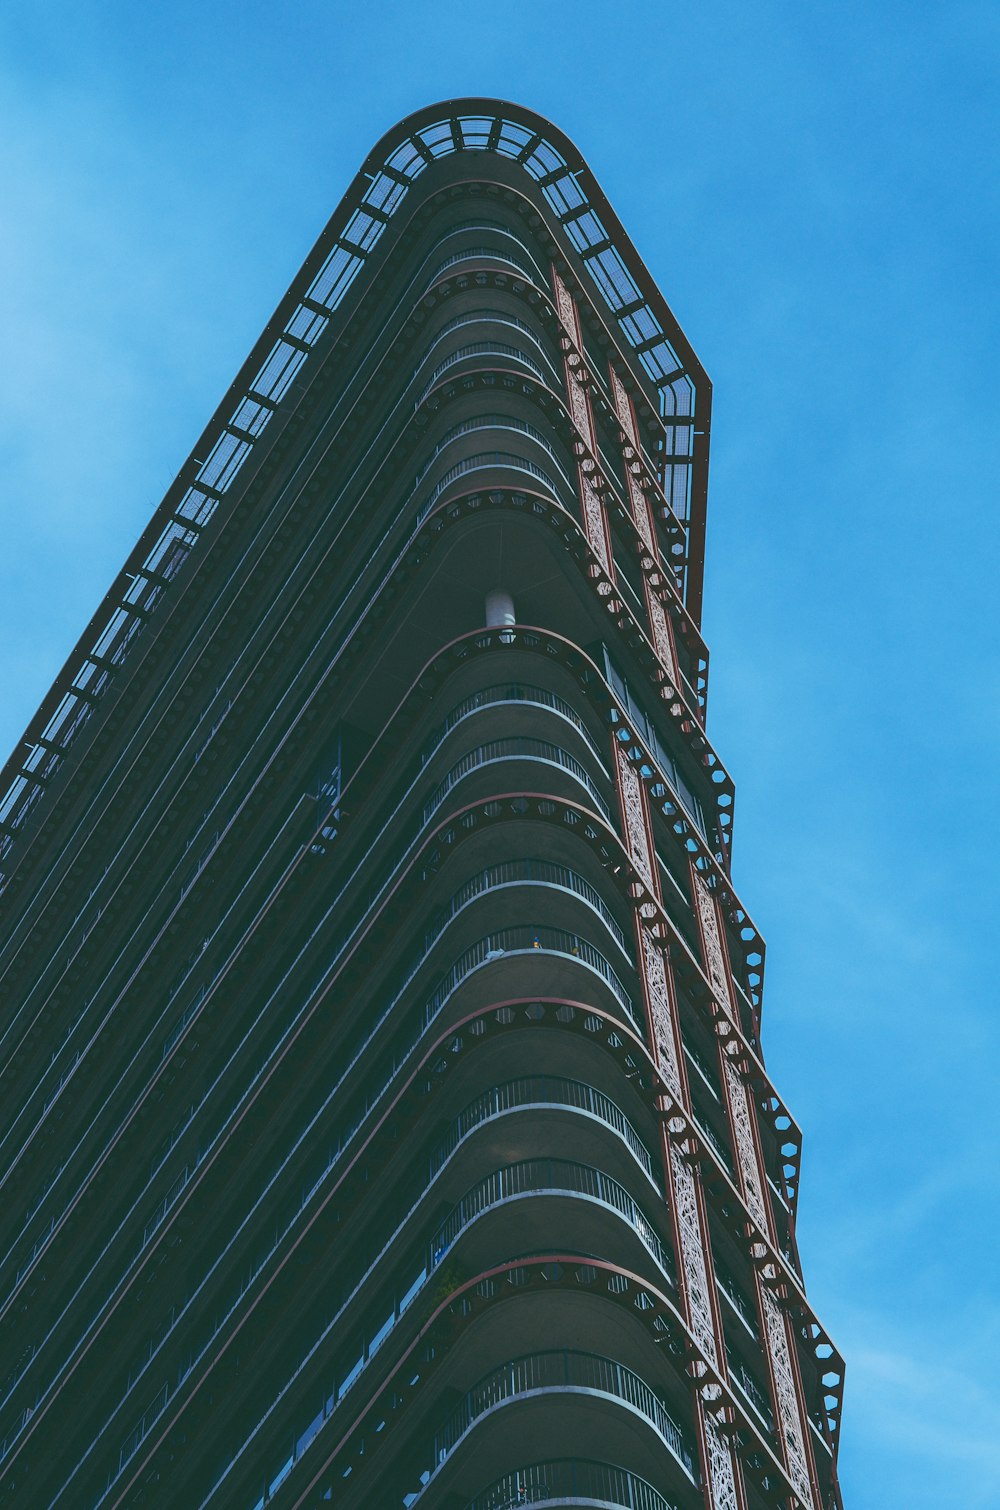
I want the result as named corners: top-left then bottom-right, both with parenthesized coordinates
top-left (0, 101), bottom-right (844, 1509)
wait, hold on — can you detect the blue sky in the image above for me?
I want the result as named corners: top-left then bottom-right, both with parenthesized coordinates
top-left (1, 3), bottom-right (997, 1504)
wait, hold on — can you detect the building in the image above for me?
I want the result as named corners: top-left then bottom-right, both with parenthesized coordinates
top-left (0, 100), bottom-right (844, 1509)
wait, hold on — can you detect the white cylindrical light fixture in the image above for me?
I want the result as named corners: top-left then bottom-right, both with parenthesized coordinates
top-left (485, 588), bottom-right (516, 628)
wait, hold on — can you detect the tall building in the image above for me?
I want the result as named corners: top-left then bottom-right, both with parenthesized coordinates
top-left (0, 100), bottom-right (844, 1510)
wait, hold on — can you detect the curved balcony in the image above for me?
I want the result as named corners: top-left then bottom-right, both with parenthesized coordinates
top-left (464, 1457), bottom-right (682, 1510)
top-left (418, 343), bottom-right (547, 402)
top-left (18, 932), bottom-right (650, 1496)
top-left (420, 854), bottom-right (629, 957)
top-left (348, 691), bottom-right (613, 891)
top-left (290, 1254), bottom-right (703, 1510)
top-left (427, 221), bottom-right (543, 265)
top-left (402, 1350), bottom-right (696, 1505)
top-left (413, 412), bottom-right (573, 495)
top-left (50, 990), bottom-right (670, 1510)
top-left (418, 927), bottom-right (634, 1033)
top-left (423, 681), bottom-right (607, 769)
top-left (39, 911), bottom-right (645, 1474)
top-left (429, 1076), bottom-right (658, 1191)
top-left (422, 736), bottom-right (612, 826)
top-left (433, 1158), bottom-right (672, 1283)
top-left (427, 243), bottom-right (537, 286)
top-left (413, 314), bottom-right (562, 388)
top-left (415, 450), bottom-right (571, 523)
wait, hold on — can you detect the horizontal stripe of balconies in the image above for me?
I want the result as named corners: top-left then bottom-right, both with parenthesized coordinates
top-left (343, 243), bottom-right (695, 630)
top-left (9, 724), bottom-right (761, 1377)
top-left (55, 1018), bottom-right (660, 1489)
top-left (430, 1076), bottom-right (658, 1191)
top-left (421, 678), bottom-right (610, 777)
top-left (422, 738), bottom-right (612, 827)
top-left (7, 854), bottom-right (637, 1314)
top-left (412, 316), bottom-right (563, 392)
top-left (66, 1093), bottom-right (797, 1503)
top-left (27, 1169), bottom-right (670, 1506)
top-left (329, 646), bottom-right (750, 1085)
top-left (412, 411), bottom-right (573, 499)
top-left (0, 785), bottom-right (809, 1467)
top-left (234, 1250), bottom-right (799, 1510)
top-left (308, 534), bottom-right (728, 899)
top-left (426, 242), bottom-right (539, 287)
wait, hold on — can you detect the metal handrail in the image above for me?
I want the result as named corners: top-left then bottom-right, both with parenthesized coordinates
top-left (423, 736), bottom-right (612, 823)
top-left (413, 411), bottom-right (570, 489)
top-left (415, 450), bottom-right (566, 522)
top-left (428, 1349), bottom-right (695, 1479)
top-left (433, 1159), bottom-right (673, 1285)
top-left (464, 1457), bottom-right (681, 1510)
top-left (428, 244), bottom-right (536, 283)
top-left (419, 342), bottom-right (545, 401)
top-left (424, 681), bottom-right (603, 763)
top-left (429, 1075), bottom-right (657, 1186)
top-left (420, 927), bottom-right (635, 1027)
top-left (425, 857), bottom-right (628, 954)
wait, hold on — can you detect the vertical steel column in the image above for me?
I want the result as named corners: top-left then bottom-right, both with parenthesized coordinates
top-left (551, 269), bottom-right (615, 575)
top-left (553, 261), bottom-right (745, 1507)
top-left (692, 868), bottom-right (823, 1508)
top-left (613, 739), bottom-right (747, 1510)
top-left (608, 365), bottom-right (682, 688)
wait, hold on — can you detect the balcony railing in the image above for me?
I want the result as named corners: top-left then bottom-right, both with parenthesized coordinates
top-left (410, 1348), bottom-right (696, 1499)
top-left (726, 1349), bottom-right (775, 1435)
top-left (416, 450), bottom-right (568, 522)
top-left (433, 1159), bottom-right (673, 1282)
top-left (464, 1457), bottom-right (681, 1510)
top-left (429, 1076), bottom-right (658, 1187)
top-left (428, 244), bottom-right (536, 285)
top-left (420, 927), bottom-right (636, 1030)
top-left (424, 681), bottom-right (605, 766)
top-left (422, 735), bottom-right (612, 825)
top-left (412, 312), bottom-right (560, 391)
top-left (429, 857), bottom-right (629, 956)
top-left (413, 411), bottom-right (572, 491)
